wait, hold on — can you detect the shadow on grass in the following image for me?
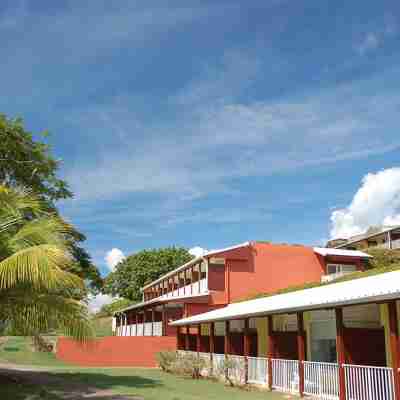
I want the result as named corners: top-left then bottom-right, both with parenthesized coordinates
top-left (0, 368), bottom-right (161, 399)
top-left (54, 370), bottom-right (161, 390)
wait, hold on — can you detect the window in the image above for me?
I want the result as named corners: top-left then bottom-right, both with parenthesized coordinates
top-left (327, 264), bottom-right (356, 275)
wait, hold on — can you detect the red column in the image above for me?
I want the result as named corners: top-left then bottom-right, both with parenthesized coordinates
top-left (267, 315), bottom-right (274, 390)
top-left (297, 312), bottom-right (306, 397)
top-left (190, 266), bottom-right (194, 295)
top-left (210, 322), bottom-right (215, 373)
top-left (224, 260), bottom-right (231, 304)
top-left (151, 308), bottom-right (155, 336)
top-left (210, 322), bottom-right (215, 353)
top-left (224, 320), bottom-right (231, 356)
top-left (162, 305), bottom-right (166, 336)
top-left (196, 324), bottom-right (201, 354)
top-left (388, 301), bottom-right (400, 400)
top-left (244, 318), bottom-right (250, 383)
top-left (335, 308), bottom-right (346, 400)
top-left (185, 325), bottom-right (190, 351)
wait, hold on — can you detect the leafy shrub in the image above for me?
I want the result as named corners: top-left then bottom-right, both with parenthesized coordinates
top-left (173, 352), bottom-right (207, 379)
top-left (156, 351), bottom-right (178, 372)
top-left (215, 357), bottom-right (245, 387)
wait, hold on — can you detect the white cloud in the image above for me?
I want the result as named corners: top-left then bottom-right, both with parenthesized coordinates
top-left (330, 167), bottom-right (400, 239)
top-left (189, 246), bottom-right (208, 257)
top-left (357, 17), bottom-right (398, 55)
top-left (357, 33), bottom-right (380, 54)
top-left (105, 248), bottom-right (125, 271)
top-left (88, 293), bottom-right (115, 313)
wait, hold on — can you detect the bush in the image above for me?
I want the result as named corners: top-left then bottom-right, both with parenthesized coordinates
top-left (215, 357), bottom-right (245, 387)
top-left (156, 351), bottom-right (178, 372)
top-left (173, 352), bottom-right (208, 379)
top-left (157, 351), bottom-right (209, 379)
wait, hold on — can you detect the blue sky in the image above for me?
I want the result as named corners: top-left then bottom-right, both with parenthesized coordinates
top-left (1, 0), bottom-right (400, 277)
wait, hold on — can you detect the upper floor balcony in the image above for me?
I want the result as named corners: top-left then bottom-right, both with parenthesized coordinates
top-left (142, 259), bottom-right (210, 303)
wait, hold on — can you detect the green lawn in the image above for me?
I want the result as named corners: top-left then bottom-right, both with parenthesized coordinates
top-left (0, 336), bottom-right (65, 367)
top-left (0, 337), bottom-right (288, 400)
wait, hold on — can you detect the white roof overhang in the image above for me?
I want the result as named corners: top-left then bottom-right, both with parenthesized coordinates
top-left (313, 247), bottom-right (372, 258)
top-left (170, 270), bottom-right (400, 326)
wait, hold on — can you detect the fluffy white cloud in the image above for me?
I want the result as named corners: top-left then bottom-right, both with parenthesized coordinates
top-left (189, 246), bottom-right (208, 257)
top-left (330, 167), bottom-right (400, 238)
top-left (105, 248), bottom-right (125, 271)
top-left (88, 293), bottom-right (115, 313)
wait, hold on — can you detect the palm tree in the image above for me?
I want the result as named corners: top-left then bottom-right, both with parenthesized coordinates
top-left (0, 185), bottom-right (93, 340)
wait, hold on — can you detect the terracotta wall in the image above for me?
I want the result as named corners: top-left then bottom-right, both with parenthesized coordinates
top-left (228, 243), bottom-right (325, 302)
top-left (57, 336), bottom-right (176, 367)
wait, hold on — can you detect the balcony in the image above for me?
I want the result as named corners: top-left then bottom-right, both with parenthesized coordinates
top-left (321, 271), bottom-right (354, 283)
top-left (158, 278), bottom-right (208, 300)
top-left (374, 238), bottom-right (400, 250)
top-left (117, 321), bottom-right (163, 337)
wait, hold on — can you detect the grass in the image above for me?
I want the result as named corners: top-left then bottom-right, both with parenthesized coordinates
top-left (0, 337), bottom-right (287, 400)
top-left (0, 336), bottom-right (66, 367)
top-left (91, 316), bottom-right (113, 337)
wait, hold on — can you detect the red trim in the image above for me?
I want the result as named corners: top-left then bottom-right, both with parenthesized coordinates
top-left (335, 308), bottom-right (346, 400)
top-left (297, 312), bottom-right (305, 397)
top-left (388, 301), bottom-right (400, 400)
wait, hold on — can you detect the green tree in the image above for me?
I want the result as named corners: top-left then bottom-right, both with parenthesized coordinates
top-left (0, 114), bottom-right (72, 200)
top-left (0, 114), bottom-right (102, 292)
top-left (104, 247), bottom-right (193, 301)
top-left (0, 185), bottom-right (93, 339)
top-left (366, 248), bottom-right (400, 269)
top-left (95, 298), bottom-right (133, 318)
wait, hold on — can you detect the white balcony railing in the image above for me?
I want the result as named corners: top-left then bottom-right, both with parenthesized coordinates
top-left (136, 323), bottom-right (144, 336)
top-left (271, 359), bottom-right (299, 393)
top-left (304, 361), bottom-right (339, 399)
top-left (153, 321), bottom-right (163, 336)
top-left (344, 364), bottom-right (395, 400)
top-left (144, 322), bottom-right (153, 336)
top-left (248, 356), bottom-right (268, 384)
top-left (176, 351), bottom-right (396, 400)
top-left (157, 278), bottom-right (208, 301)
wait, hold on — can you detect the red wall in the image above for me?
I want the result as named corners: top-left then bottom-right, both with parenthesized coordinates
top-left (57, 336), bottom-right (176, 367)
top-left (227, 243), bottom-right (325, 302)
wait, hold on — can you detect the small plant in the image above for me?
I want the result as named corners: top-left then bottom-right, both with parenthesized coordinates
top-left (215, 357), bottom-right (245, 387)
top-left (173, 353), bottom-right (207, 379)
top-left (156, 351), bottom-right (178, 372)
top-left (32, 335), bottom-right (53, 353)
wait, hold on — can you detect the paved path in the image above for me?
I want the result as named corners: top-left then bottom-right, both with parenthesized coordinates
top-left (0, 363), bottom-right (143, 400)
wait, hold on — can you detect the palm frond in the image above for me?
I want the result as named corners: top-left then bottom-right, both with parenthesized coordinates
top-left (8, 215), bottom-right (76, 251)
top-left (0, 244), bottom-right (84, 291)
top-left (0, 289), bottom-right (94, 341)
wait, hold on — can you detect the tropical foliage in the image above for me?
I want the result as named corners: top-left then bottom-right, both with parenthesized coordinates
top-left (0, 185), bottom-right (93, 340)
top-left (0, 114), bottom-right (102, 293)
top-left (95, 298), bottom-right (133, 318)
top-left (104, 247), bottom-right (193, 301)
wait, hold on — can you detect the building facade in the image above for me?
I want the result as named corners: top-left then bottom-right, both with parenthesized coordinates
top-left (328, 225), bottom-right (400, 251)
top-left (171, 270), bottom-right (400, 400)
top-left (113, 241), bottom-right (370, 350)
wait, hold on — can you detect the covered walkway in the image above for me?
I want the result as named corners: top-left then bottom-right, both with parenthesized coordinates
top-left (171, 270), bottom-right (400, 400)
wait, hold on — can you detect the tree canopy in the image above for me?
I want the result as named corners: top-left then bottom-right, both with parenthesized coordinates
top-left (0, 114), bottom-right (102, 293)
top-left (0, 114), bottom-right (72, 201)
top-left (104, 247), bottom-right (193, 301)
top-left (96, 298), bottom-right (133, 318)
top-left (0, 186), bottom-right (93, 339)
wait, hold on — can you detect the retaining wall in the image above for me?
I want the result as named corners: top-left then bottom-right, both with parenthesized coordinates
top-left (57, 336), bottom-right (177, 367)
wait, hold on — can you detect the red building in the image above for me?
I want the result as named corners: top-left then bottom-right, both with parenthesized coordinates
top-left (113, 241), bottom-right (369, 344)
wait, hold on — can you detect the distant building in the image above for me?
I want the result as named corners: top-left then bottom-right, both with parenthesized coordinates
top-left (327, 225), bottom-right (400, 251)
